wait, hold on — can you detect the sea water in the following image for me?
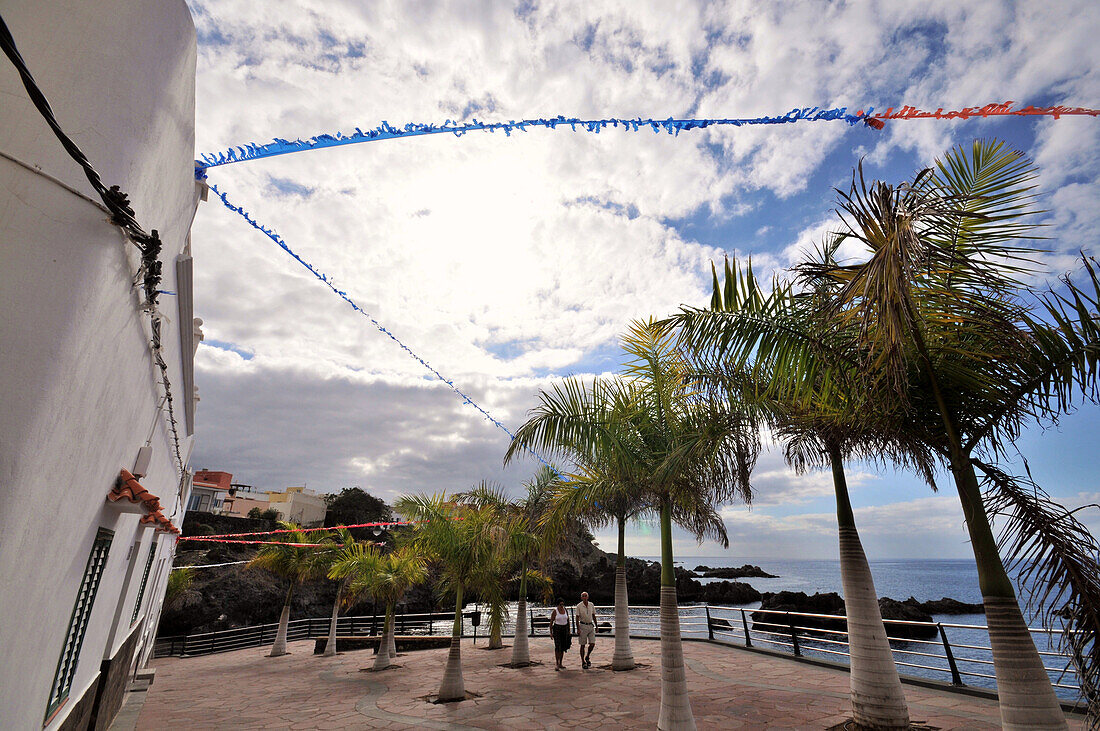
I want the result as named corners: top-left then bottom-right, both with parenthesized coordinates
top-left (634, 555), bottom-right (1083, 704)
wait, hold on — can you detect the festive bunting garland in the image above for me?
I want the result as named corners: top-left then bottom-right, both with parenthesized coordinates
top-left (193, 101), bottom-right (1100, 178)
top-left (198, 99), bottom-right (1098, 480)
top-left (194, 106), bottom-right (876, 176)
top-left (178, 520), bottom-right (415, 541)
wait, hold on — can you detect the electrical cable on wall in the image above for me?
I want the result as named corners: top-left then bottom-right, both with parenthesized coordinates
top-left (0, 10), bottom-right (185, 475)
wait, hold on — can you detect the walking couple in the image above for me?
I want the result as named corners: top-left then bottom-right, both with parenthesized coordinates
top-left (549, 591), bottom-right (597, 670)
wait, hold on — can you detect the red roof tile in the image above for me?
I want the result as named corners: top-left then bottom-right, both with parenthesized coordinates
top-left (109, 469), bottom-right (162, 512)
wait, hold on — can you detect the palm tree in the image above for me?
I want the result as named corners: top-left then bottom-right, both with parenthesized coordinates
top-left (247, 523), bottom-right (327, 657)
top-left (394, 493), bottom-right (500, 701)
top-left (355, 544), bottom-right (428, 671)
top-left (509, 320), bottom-right (760, 730)
top-left (539, 465), bottom-right (649, 671)
top-left (757, 140), bottom-right (1099, 728)
top-left (459, 469), bottom-right (562, 665)
top-left (316, 527), bottom-right (363, 658)
top-left (668, 256), bottom-right (928, 728)
top-left (328, 541), bottom-right (384, 660)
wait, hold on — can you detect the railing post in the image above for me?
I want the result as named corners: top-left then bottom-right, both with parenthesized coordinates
top-left (529, 609), bottom-right (535, 637)
top-left (210, 629), bottom-right (217, 655)
top-left (705, 605), bottom-right (714, 640)
top-left (937, 623), bottom-right (964, 686)
top-left (787, 612), bottom-right (800, 657)
top-left (740, 609), bottom-right (752, 648)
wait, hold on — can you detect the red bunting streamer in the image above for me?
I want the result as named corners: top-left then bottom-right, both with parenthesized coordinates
top-left (872, 101), bottom-right (1100, 125)
top-left (177, 520), bottom-right (419, 541)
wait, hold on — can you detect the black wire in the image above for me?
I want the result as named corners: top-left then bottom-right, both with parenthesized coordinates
top-left (0, 9), bottom-right (163, 304)
top-left (1, 9), bottom-right (182, 471)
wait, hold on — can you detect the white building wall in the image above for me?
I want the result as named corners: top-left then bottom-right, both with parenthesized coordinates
top-left (0, 2), bottom-right (197, 729)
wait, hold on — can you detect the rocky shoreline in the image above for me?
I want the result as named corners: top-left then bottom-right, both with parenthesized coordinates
top-left (163, 512), bottom-right (982, 638)
top-left (749, 591), bottom-right (986, 641)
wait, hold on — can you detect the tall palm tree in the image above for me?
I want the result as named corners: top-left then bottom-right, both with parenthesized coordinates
top-left (763, 140), bottom-right (1099, 728)
top-left (668, 255), bottom-right (931, 728)
top-left (247, 523), bottom-right (327, 657)
top-left (509, 320), bottom-right (760, 730)
top-left (328, 540), bottom-right (383, 658)
top-left (394, 493), bottom-right (500, 701)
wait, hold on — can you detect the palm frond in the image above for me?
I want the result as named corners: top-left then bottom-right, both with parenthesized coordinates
top-left (976, 459), bottom-right (1100, 721)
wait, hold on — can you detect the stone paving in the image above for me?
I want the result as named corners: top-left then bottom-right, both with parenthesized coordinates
top-left (134, 638), bottom-right (1085, 729)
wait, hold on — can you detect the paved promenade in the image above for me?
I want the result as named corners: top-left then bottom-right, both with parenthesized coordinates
top-left (130, 638), bottom-right (1084, 729)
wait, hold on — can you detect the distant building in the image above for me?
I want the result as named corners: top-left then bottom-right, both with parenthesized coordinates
top-left (266, 487), bottom-right (328, 526)
top-left (221, 484), bottom-right (271, 518)
top-left (188, 469), bottom-right (232, 513)
top-left (0, 3), bottom-right (199, 729)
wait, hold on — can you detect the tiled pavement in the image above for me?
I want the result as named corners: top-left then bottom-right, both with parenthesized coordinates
top-left (132, 638), bottom-right (1085, 729)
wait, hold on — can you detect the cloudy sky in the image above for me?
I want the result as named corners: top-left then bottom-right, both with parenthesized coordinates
top-left (186, 0), bottom-right (1100, 560)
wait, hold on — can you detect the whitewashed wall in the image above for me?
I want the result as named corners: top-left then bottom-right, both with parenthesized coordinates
top-left (0, 2), bottom-right (198, 728)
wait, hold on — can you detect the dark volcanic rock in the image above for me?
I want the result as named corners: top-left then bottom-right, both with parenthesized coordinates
top-left (750, 591), bottom-right (938, 640)
top-left (752, 592), bottom-right (847, 635)
top-left (699, 580), bottom-right (762, 605)
top-left (917, 596), bottom-right (985, 615)
top-left (696, 564), bottom-right (778, 579)
top-left (877, 598), bottom-right (937, 638)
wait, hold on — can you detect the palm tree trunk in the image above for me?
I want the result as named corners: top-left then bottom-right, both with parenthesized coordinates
top-left (510, 560), bottom-right (530, 666)
top-left (612, 515), bottom-right (635, 671)
top-left (829, 445), bottom-right (909, 729)
top-left (269, 583), bottom-right (294, 657)
top-left (438, 586), bottom-right (466, 701)
top-left (909, 324), bottom-right (1067, 730)
top-left (657, 498), bottom-right (695, 731)
top-left (323, 583), bottom-right (342, 657)
top-left (386, 606), bottom-right (397, 659)
top-left (488, 606), bottom-right (504, 649)
top-left (373, 606), bottom-right (394, 671)
top-left (952, 454), bottom-right (1067, 730)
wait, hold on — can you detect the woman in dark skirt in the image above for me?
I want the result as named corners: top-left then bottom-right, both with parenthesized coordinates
top-left (549, 599), bottom-right (572, 670)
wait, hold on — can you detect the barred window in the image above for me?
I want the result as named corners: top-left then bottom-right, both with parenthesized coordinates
top-left (46, 528), bottom-right (113, 721)
top-left (131, 537), bottom-right (159, 624)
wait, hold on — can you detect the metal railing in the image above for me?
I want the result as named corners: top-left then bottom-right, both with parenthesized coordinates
top-left (154, 610), bottom-right (479, 658)
top-left (153, 603), bottom-right (1084, 703)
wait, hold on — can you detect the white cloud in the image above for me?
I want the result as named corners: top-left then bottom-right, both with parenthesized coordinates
top-left (185, 1), bottom-right (1100, 555)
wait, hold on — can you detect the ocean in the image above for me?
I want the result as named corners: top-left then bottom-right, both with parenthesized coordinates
top-left (630, 555), bottom-right (1083, 704)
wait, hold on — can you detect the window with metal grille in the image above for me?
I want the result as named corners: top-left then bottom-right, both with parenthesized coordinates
top-left (45, 528), bottom-right (113, 721)
top-left (130, 537), bottom-right (158, 624)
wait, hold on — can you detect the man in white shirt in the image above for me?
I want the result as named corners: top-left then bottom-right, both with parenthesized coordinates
top-left (575, 592), bottom-right (597, 668)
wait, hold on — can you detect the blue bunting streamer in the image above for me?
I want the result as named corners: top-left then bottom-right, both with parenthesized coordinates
top-left (208, 182), bottom-right (557, 472)
top-left (194, 107), bottom-right (875, 178)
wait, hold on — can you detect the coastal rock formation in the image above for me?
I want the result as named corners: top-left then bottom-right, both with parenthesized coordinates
top-left (699, 580), bottom-right (762, 605)
top-left (917, 596), bottom-right (985, 614)
top-left (750, 591), bottom-right (939, 640)
top-left (693, 564), bottom-right (779, 579)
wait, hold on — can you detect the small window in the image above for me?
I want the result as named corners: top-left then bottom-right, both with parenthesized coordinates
top-left (46, 528), bottom-right (113, 721)
top-left (131, 538), bottom-right (159, 624)
top-left (187, 494), bottom-right (201, 511)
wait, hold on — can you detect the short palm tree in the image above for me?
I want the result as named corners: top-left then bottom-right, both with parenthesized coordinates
top-left (459, 469), bottom-right (562, 664)
top-left (328, 541), bottom-right (384, 659)
top-left (355, 544), bottom-right (428, 671)
top-left (394, 493), bottom-right (501, 701)
top-left (314, 527), bottom-right (359, 658)
top-left (247, 523), bottom-right (327, 657)
top-left (509, 320), bottom-right (759, 730)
